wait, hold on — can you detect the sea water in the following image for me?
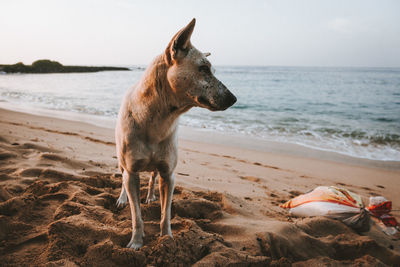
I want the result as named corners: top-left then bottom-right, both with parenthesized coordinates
top-left (0, 66), bottom-right (399, 161)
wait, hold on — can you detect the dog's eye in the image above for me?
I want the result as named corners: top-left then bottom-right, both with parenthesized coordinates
top-left (199, 65), bottom-right (211, 74)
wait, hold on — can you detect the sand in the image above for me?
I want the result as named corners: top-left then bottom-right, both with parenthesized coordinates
top-left (0, 107), bottom-right (399, 266)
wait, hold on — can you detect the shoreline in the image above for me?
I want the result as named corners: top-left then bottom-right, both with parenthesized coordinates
top-left (179, 126), bottom-right (400, 171)
top-left (1, 103), bottom-right (399, 171)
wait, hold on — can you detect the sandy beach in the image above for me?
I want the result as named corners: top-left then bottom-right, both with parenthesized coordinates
top-left (0, 107), bottom-right (399, 266)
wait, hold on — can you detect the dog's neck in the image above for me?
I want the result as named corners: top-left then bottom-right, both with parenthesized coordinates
top-left (130, 56), bottom-right (192, 142)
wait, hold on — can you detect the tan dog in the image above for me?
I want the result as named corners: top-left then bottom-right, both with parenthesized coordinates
top-left (115, 18), bottom-right (236, 249)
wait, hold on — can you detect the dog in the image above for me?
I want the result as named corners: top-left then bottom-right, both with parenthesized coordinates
top-left (115, 18), bottom-right (237, 249)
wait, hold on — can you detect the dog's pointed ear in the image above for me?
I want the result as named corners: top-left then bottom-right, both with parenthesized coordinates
top-left (165, 18), bottom-right (196, 65)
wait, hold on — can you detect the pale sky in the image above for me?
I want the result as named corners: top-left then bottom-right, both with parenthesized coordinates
top-left (1, 0), bottom-right (399, 67)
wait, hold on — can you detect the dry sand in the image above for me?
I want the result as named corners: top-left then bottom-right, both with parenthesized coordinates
top-left (0, 107), bottom-right (399, 266)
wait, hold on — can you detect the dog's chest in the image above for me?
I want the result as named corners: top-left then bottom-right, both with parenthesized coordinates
top-left (131, 151), bottom-right (170, 174)
top-left (127, 136), bottom-right (176, 172)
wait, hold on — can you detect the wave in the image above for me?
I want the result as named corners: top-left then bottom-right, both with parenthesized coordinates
top-left (282, 127), bottom-right (400, 148)
top-left (180, 113), bottom-right (400, 161)
top-left (374, 117), bottom-right (398, 123)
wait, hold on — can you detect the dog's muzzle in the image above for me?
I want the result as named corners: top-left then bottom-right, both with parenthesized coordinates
top-left (213, 81), bottom-right (237, 110)
top-left (197, 80), bottom-right (237, 111)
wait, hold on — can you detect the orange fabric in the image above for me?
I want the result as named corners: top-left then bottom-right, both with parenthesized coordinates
top-left (280, 187), bottom-right (360, 209)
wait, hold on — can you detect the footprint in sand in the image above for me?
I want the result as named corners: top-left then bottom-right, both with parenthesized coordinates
top-left (239, 175), bottom-right (261, 183)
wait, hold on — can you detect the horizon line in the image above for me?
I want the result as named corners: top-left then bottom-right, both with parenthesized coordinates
top-left (1, 60), bottom-right (400, 70)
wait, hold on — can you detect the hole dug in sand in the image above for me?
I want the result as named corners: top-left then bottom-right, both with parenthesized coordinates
top-left (0, 168), bottom-right (269, 266)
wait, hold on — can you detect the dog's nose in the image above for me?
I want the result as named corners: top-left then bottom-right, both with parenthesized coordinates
top-left (221, 90), bottom-right (237, 110)
top-left (229, 92), bottom-right (237, 106)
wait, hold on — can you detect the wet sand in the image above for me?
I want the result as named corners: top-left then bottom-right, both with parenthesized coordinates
top-left (0, 107), bottom-right (399, 266)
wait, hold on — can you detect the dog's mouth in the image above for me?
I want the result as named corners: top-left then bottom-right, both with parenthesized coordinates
top-left (196, 96), bottom-right (218, 111)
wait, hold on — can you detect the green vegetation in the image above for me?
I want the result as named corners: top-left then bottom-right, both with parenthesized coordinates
top-left (0, 59), bottom-right (130, 73)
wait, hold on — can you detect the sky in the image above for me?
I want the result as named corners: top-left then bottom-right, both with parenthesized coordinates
top-left (1, 0), bottom-right (400, 67)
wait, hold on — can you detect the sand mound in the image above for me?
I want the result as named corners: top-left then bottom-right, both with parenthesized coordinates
top-left (1, 134), bottom-right (400, 266)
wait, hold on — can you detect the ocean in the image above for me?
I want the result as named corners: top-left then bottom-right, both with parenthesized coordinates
top-left (1, 66), bottom-right (399, 161)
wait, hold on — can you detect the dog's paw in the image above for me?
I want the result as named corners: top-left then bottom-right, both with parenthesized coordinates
top-left (127, 241), bottom-right (143, 250)
top-left (145, 194), bottom-right (157, 204)
top-left (127, 235), bottom-right (143, 250)
top-left (116, 195), bottom-right (127, 208)
top-left (160, 226), bottom-right (173, 237)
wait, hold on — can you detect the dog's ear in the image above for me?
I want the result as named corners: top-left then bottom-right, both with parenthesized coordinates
top-left (165, 18), bottom-right (196, 65)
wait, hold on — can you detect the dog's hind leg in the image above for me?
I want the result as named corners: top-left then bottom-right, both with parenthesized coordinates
top-left (116, 185), bottom-right (128, 208)
top-left (116, 169), bottom-right (128, 208)
top-left (124, 171), bottom-right (144, 249)
top-left (145, 171), bottom-right (158, 204)
top-left (159, 172), bottom-right (175, 237)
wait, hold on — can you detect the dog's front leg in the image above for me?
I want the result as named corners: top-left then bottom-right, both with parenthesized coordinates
top-left (123, 171), bottom-right (144, 249)
top-left (159, 172), bottom-right (175, 236)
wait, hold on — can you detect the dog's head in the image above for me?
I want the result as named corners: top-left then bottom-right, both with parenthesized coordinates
top-left (164, 18), bottom-right (237, 111)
